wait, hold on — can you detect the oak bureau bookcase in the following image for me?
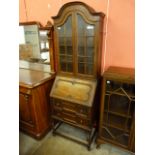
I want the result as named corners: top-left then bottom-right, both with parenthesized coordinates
top-left (49, 1), bottom-right (105, 150)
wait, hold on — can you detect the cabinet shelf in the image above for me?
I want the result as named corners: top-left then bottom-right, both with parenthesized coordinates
top-left (103, 112), bottom-right (131, 132)
top-left (104, 110), bottom-right (132, 118)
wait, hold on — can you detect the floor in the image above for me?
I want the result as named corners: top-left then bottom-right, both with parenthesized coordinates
top-left (19, 124), bottom-right (134, 155)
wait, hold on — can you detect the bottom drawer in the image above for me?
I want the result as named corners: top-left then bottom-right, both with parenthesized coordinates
top-left (63, 112), bottom-right (76, 124)
top-left (53, 109), bottom-right (90, 128)
top-left (76, 117), bottom-right (90, 127)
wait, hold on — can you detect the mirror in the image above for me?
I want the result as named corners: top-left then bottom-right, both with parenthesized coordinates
top-left (19, 21), bottom-right (54, 71)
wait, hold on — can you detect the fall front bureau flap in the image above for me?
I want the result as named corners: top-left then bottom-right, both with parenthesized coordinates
top-left (50, 76), bottom-right (97, 107)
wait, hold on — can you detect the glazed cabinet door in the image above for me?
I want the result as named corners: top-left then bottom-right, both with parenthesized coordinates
top-left (76, 13), bottom-right (96, 76)
top-left (100, 78), bottom-right (135, 150)
top-left (54, 10), bottom-right (100, 78)
top-left (56, 14), bottom-right (74, 73)
top-left (19, 93), bottom-right (35, 127)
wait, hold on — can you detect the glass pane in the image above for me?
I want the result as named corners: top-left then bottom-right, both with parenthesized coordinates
top-left (66, 56), bottom-right (72, 62)
top-left (86, 64), bottom-right (93, 75)
top-left (86, 57), bottom-right (93, 64)
top-left (86, 25), bottom-right (94, 36)
top-left (87, 37), bottom-right (94, 47)
top-left (59, 37), bottom-right (65, 45)
top-left (78, 46), bottom-right (85, 56)
top-left (109, 94), bottom-right (130, 115)
top-left (78, 57), bottom-right (85, 63)
top-left (86, 47), bottom-right (94, 57)
top-left (65, 17), bottom-right (72, 37)
top-left (66, 46), bottom-right (72, 55)
top-left (66, 37), bottom-right (72, 55)
top-left (59, 46), bottom-right (65, 54)
top-left (60, 55), bottom-right (66, 62)
top-left (67, 63), bottom-right (73, 72)
top-left (60, 62), bottom-right (66, 71)
top-left (78, 63), bottom-right (85, 74)
top-left (57, 26), bottom-right (64, 37)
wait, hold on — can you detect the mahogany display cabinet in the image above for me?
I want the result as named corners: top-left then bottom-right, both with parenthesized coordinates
top-left (96, 66), bottom-right (135, 153)
top-left (49, 2), bottom-right (105, 150)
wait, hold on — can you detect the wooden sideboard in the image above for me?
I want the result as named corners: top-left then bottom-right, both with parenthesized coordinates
top-left (19, 61), bottom-right (55, 139)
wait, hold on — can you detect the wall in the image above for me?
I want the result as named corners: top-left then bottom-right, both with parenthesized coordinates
top-left (19, 0), bottom-right (135, 73)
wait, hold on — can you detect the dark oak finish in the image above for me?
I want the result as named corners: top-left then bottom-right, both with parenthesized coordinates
top-left (19, 64), bottom-right (55, 139)
top-left (50, 1), bottom-right (105, 150)
top-left (96, 66), bottom-right (135, 153)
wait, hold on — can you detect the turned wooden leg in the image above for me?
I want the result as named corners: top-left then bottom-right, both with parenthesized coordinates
top-left (88, 145), bottom-right (91, 151)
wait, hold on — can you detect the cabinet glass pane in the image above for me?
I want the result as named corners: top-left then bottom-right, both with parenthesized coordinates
top-left (78, 46), bottom-right (85, 56)
top-left (60, 55), bottom-right (66, 62)
top-left (77, 14), bottom-right (95, 75)
top-left (60, 62), bottom-right (66, 71)
top-left (106, 80), bottom-right (135, 98)
top-left (86, 64), bottom-right (93, 75)
top-left (102, 127), bottom-right (129, 147)
top-left (109, 94), bottom-right (130, 115)
top-left (78, 63), bottom-right (85, 74)
top-left (67, 63), bottom-right (73, 72)
top-left (78, 57), bottom-right (85, 63)
top-left (57, 15), bottom-right (73, 72)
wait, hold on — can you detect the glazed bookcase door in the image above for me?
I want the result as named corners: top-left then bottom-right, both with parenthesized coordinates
top-left (54, 10), bottom-right (101, 78)
top-left (56, 14), bottom-right (74, 74)
top-left (102, 79), bottom-right (135, 149)
top-left (76, 13), bottom-right (95, 76)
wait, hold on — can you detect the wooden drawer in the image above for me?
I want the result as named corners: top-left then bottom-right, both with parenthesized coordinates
top-left (52, 98), bottom-right (76, 112)
top-left (76, 105), bottom-right (90, 116)
top-left (53, 107), bottom-right (90, 127)
top-left (51, 97), bottom-right (92, 128)
top-left (62, 112), bottom-right (76, 124)
top-left (76, 117), bottom-right (90, 127)
top-left (52, 98), bottom-right (90, 116)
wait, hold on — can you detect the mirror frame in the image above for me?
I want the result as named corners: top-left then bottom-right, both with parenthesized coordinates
top-left (19, 21), bottom-right (55, 72)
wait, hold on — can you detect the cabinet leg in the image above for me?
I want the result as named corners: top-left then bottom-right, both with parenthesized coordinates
top-left (52, 130), bottom-right (56, 136)
top-left (87, 145), bottom-right (91, 151)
